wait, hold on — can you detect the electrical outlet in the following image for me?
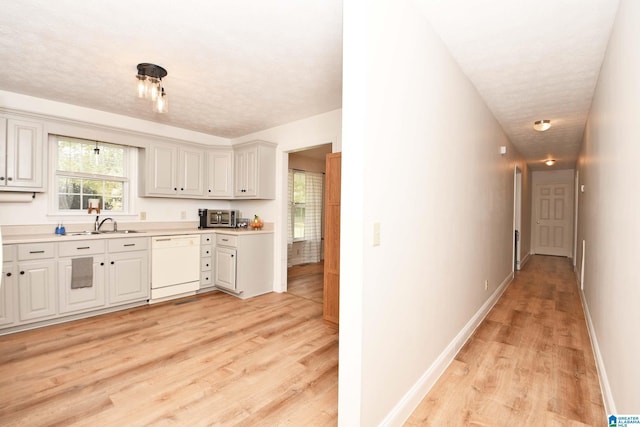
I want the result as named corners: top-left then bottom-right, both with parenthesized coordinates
top-left (140, 211), bottom-right (147, 220)
top-left (484, 279), bottom-right (489, 291)
top-left (180, 211), bottom-right (186, 220)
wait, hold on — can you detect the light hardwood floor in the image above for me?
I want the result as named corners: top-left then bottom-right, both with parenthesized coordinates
top-left (0, 290), bottom-right (338, 426)
top-left (287, 261), bottom-right (324, 304)
top-left (405, 255), bottom-right (605, 426)
top-left (0, 256), bottom-right (604, 426)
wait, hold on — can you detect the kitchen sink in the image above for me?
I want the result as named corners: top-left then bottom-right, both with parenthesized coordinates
top-left (67, 230), bottom-right (144, 236)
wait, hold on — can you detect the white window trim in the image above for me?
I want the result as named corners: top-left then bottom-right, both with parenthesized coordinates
top-left (47, 134), bottom-right (138, 220)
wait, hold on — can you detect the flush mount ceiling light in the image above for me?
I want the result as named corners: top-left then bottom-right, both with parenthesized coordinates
top-left (136, 63), bottom-right (168, 113)
top-left (533, 120), bottom-right (551, 131)
top-left (545, 159), bottom-right (556, 166)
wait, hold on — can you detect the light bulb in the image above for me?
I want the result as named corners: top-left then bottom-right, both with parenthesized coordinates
top-left (153, 88), bottom-right (168, 113)
top-left (136, 75), bottom-right (147, 98)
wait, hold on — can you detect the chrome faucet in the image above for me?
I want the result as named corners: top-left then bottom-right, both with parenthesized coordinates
top-left (96, 216), bottom-right (117, 232)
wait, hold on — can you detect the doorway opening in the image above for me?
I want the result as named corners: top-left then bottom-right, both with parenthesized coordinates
top-left (513, 166), bottom-right (522, 271)
top-left (285, 144), bottom-right (332, 303)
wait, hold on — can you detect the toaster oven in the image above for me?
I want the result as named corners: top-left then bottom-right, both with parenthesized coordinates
top-left (198, 209), bottom-right (239, 228)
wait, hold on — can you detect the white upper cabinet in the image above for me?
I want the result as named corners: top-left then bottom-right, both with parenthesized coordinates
top-left (140, 142), bottom-right (204, 197)
top-left (233, 141), bottom-right (276, 199)
top-left (205, 149), bottom-right (233, 198)
top-left (0, 117), bottom-right (45, 191)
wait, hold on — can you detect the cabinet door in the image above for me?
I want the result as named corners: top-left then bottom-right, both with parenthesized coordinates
top-left (108, 251), bottom-right (149, 304)
top-left (214, 247), bottom-right (237, 291)
top-left (4, 119), bottom-right (44, 189)
top-left (1, 263), bottom-right (16, 327)
top-left (179, 147), bottom-right (205, 196)
top-left (206, 150), bottom-right (233, 198)
top-left (0, 119), bottom-right (6, 186)
top-left (17, 260), bottom-right (56, 322)
top-left (233, 147), bottom-right (258, 197)
top-left (58, 256), bottom-right (106, 314)
top-left (146, 143), bottom-right (178, 195)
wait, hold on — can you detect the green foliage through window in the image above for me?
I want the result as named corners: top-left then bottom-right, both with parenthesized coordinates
top-left (55, 136), bottom-right (128, 213)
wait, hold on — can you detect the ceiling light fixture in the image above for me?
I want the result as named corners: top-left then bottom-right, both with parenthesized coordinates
top-left (533, 120), bottom-right (551, 131)
top-left (136, 63), bottom-right (168, 113)
top-left (545, 159), bottom-right (556, 166)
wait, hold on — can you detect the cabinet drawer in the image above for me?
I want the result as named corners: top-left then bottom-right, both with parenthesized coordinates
top-left (3, 245), bottom-right (16, 263)
top-left (108, 237), bottom-right (149, 253)
top-left (17, 243), bottom-right (55, 260)
top-left (216, 234), bottom-right (237, 247)
top-left (58, 240), bottom-right (106, 257)
top-left (200, 245), bottom-right (213, 257)
top-left (201, 234), bottom-right (213, 245)
top-left (201, 271), bottom-right (212, 285)
top-left (201, 256), bottom-right (212, 271)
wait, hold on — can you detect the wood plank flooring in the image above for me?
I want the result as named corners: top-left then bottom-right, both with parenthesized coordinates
top-left (287, 261), bottom-right (324, 304)
top-left (0, 289), bottom-right (338, 426)
top-left (0, 256), bottom-right (604, 426)
top-left (405, 255), bottom-right (605, 426)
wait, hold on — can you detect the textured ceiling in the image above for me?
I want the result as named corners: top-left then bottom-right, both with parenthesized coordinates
top-left (0, 1), bottom-right (621, 170)
top-left (0, 0), bottom-right (343, 139)
top-left (418, 0), bottom-right (620, 170)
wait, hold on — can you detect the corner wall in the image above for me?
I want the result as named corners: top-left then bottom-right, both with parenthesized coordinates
top-left (340, 0), bottom-right (528, 424)
top-left (575, 0), bottom-right (639, 414)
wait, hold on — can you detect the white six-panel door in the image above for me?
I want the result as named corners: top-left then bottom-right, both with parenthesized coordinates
top-left (533, 182), bottom-right (573, 257)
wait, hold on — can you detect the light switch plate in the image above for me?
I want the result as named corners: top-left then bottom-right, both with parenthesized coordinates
top-left (373, 222), bottom-right (381, 246)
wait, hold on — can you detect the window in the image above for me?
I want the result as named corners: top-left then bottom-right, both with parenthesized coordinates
top-left (53, 135), bottom-right (130, 213)
top-left (292, 171), bottom-right (306, 241)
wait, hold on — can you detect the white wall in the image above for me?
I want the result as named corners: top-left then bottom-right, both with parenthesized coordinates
top-left (341, 0), bottom-right (528, 424)
top-left (575, 0), bottom-right (639, 414)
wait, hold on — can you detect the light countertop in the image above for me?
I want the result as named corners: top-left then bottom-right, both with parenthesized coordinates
top-left (1, 222), bottom-right (273, 245)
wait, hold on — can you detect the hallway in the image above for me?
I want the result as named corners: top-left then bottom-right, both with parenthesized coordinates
top-left (405, 255), bottom-right (605, 426)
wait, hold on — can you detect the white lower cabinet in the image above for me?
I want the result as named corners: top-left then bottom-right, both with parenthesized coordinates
top-left (1, 245), bottom-right (17, 327)
top-left (200, 234), bottom-right (215, 290)
top-left (108, 238), bottom-right (149, 304)
top-left (17, 259), bottom-right (57, 323)
top-left (16, 242), bottom-right (57, 323)
top-left (214, 246), bottom-right (237, 291)
top-left (214, 233), bottom-right (273, 299)
top-left (57, 240), bottom-right (107, 315)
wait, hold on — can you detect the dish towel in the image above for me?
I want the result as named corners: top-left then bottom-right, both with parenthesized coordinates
top-left (71, 257), bottom-right (93, 289)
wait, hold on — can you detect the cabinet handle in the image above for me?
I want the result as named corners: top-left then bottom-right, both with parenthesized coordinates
top-left (5, 272), bottom-right (11, 277)
top-left (20, 271), bottom-right (25, 275)
top-left (29, 250), bottom-right (45, 254)
top-left (77, 246), bottom-right (90, 250)
top-left (222, 238), bottom-right (229, 242)
top-left (124, 243), bottom-right (136, 247)
top-left (156, 238), bottom-right (171, 242)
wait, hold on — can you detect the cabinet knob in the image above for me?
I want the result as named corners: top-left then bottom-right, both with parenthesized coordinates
top-left (100, 262), bottom-right (105, 266)
top-left (5, 272), bottom-right (11, 277)
top-left (7, 177), bottom-right (12, 181)
top-left (20, 271), bottom-right (25, 275)
top-left (231, 254), bottom-right (234, 258)
top-left (174, 188), bottom-right (177, 191)
top-left (208, 189), bottom-right (211, 193)
top-left (181, 188), bottom-right (184, 191)
top-left (0, 177), bottom-right (4, 181)
top-left (110, 261), bottom-right (115, 265)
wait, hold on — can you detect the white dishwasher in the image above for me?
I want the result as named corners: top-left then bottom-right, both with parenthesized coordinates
top-left (150, 234), bottom-right (200, 303)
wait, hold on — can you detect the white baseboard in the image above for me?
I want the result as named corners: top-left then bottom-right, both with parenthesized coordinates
top-left (578, 286), bottom-right (616, 415)
top-left (380, 271), bottom-right (514, 426)
top-left (519, 252), bottom-right (531, 269)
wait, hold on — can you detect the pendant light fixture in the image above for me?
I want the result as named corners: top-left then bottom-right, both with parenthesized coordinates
top-left (533, 120), bottom-right (551, 131)
top-left (136, 63), bottom-right (168, 113)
